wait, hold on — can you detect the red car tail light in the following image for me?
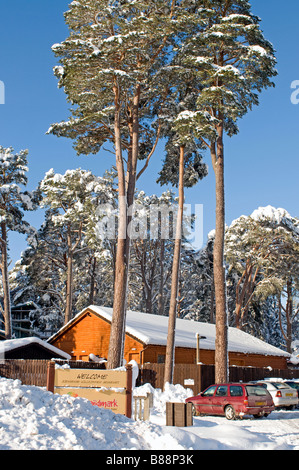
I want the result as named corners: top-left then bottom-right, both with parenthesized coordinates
top-left (244, 399), bottom-right (248, 406)
top-left (276, 391), bottom-right (282, 397)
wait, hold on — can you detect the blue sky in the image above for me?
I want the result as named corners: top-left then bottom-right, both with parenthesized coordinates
top-left (0, 0), bottom-right (298, 264)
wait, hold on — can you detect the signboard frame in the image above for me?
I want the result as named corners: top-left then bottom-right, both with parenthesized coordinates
top-left (46, 361), bottom-right (132, 418)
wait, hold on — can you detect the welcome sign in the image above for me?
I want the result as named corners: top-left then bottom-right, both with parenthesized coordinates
top-left (54, 369), bottom-right (127, 388)
top-left (47, 362), bottom-right (132, 417)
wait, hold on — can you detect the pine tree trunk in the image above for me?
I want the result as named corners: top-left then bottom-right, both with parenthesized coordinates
top-left (65, 225), bottom-right (73, 325)
top-left (107, 86), bottom-right (128, 369)
top-left (164, 145), bottom-right (184, 387)
top-left (107, 84), bottom-right (140, 369)
top-left (1, 222), bottom-right (11, 339)
top-left (145, 290), bottom-right (153, 314)
top-left (88, 256), bottom-right (97, 305)
top-left (211, 125), bottom-right (228, 384)
top-left (286, 278), bottom-right (293, 354)
top-left (157, 240), bottom-right (165, 316)
top-left (210, 280), bottom-right (215, 323)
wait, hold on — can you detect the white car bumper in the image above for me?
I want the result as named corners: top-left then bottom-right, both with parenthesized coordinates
top-left (273, 397), bottom-right (299, 407)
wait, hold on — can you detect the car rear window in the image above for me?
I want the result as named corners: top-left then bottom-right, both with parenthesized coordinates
top-left (271, 383), bottom-right (290, 390)
top-left (246, 386), bottom-right (268, 397)
top-left (229, 385), bottom-right (243, 397)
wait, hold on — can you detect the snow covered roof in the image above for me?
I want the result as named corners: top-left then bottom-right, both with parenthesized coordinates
top-left (0, 337), bottom-right (71, 359)
top-left (49, 306), bottom-right (290, 358)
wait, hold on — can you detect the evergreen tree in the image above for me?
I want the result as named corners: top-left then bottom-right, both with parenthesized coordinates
top-left (18, 210), bottom-right (117, 337)
top-left (0, 146), bottom-right (38, 338)
top-left (128, 190), bottom-right (177, 315)
top-left (48, 0), bottom-right (184, 368)
top-left (184, 233), bottom-right (215, 323)
top-left (39, 168), bottom-right (114, 324)
top-left (20, 208), bottom-right (74, 332)
top-left (225, 206), bottom-right (299, 352)
top-left (251, 207), bottom-right (299, 353)
top-left (160, 139), bottom-right (206, 386)
top-left (154, 46), bottom-right (208, 386)
top-left (175, 0), bottom-right (277, 382)
top-left (11, 251), bottom-right (66, 338)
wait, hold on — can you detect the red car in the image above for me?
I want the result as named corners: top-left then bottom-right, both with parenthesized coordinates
top-left (185, 383), bottom-right (274, 420)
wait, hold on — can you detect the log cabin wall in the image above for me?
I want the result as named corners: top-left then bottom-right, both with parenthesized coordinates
top-left (50, 310), bottom-right (146, 362)
top-left (142, 344), bottom-right (287, 369)
top-left (49, 308), bottom-right (288, 370)
top-left (50, 311), bottom-right (111, 361)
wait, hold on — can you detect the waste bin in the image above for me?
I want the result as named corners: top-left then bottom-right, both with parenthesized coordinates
top-left (166, 402), bottom-right (193, 427)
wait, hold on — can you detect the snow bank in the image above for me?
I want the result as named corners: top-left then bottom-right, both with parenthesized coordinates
top-left (0, 377), bottom-right (298, 450)
top-left (0, 377), bottom-right (192, 451)
top-left (133, 382), bottom-right (193, 417)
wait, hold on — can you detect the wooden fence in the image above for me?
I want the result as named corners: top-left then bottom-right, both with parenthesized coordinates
top-left (0, 359), bottom-right (299, 394)
top-left (0, 359), bottom-right (106, 387)
top-left (139, 363), bottom-right (299, 395)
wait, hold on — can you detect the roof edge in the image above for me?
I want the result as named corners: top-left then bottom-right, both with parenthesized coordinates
top-left (48, 306), bottom-right (148, 347)
top-left (47, 307), bottom-right (95, 344)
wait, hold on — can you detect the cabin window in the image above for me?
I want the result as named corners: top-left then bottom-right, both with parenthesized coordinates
top-left (79, 355), bottom-right (89, 361)
top-left (157, 354), bottom-right (165, 364)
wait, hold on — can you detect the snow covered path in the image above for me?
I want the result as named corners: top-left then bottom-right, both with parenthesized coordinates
top-left (168, 410), bottom-right (299, 450)
top-left (0, 377), bottom-right (298, 451)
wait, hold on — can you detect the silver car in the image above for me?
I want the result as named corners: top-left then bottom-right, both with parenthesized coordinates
top-left (256, 381), bottom-right (299, 410)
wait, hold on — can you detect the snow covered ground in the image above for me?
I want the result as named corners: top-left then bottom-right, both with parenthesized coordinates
top-left (0, 377), bottom-right (298, 451)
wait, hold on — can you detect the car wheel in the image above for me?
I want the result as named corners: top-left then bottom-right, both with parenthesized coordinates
top-left (253, 413), bottom-right (263, 419)
top-left (224, 405), bottom-right (236, 420)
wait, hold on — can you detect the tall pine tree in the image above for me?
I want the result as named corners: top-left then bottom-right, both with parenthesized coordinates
top-left (48, 0), bottom-right (182, 368)
top-left (0, 146), bottom-right (38, 338)
top-left (39, 168), bottom-right (113, 324)
top-left (175, 0), bottom-right (277, 382)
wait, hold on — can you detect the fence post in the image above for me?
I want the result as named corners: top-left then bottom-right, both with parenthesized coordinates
top-left (46, 361), bottom-right (55, 393)
top-left (126, 364), bottom-right (133, 419)
top-left (198, 364), bottom-right (202, 394)
top-left (133, 392), bottom-right (152, 421)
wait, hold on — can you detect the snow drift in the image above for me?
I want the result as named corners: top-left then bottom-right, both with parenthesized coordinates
top-left (0, 377), bottom-right (298, 450)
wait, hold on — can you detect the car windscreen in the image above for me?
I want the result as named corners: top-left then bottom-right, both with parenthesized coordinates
top-left (246, 386), bottom-right (268, 396)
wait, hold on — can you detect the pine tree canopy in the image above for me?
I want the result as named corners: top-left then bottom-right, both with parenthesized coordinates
top-left (225, 206), bottom-right (299, 300)
top-left (48, 0), bottom-right (181, 159)
top-left (39, 168), bottom-right (115, 249)
top-left (174, 0), bottom-right (277, 143)
top-left (157, 137), bottom-right (208, 187)
top-left (0, 146), bottom-right (39, 234)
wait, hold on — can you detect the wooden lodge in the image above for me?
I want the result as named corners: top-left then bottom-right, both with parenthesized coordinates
top-left (48, 306), bottom-right (290, 370)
